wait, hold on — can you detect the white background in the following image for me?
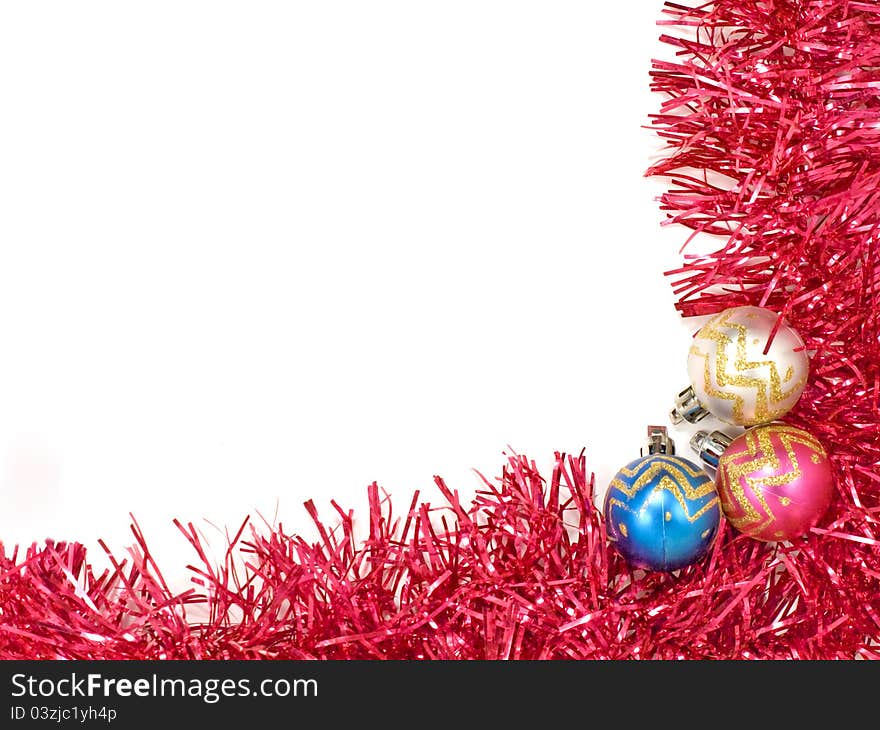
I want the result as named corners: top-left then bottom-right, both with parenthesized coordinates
top-left (0, 1), bottom-right (716, 590)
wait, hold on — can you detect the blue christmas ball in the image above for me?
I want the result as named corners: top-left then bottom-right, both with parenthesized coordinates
top-left (603, 454), bottom-right (720, 571)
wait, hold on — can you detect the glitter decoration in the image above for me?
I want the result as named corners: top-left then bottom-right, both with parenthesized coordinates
top-left (716, 424), bottom-right (833, 542)
top-left (604, 455), bottom-right (720, 571)
top-left (685, 306), bottom-right (809, 427)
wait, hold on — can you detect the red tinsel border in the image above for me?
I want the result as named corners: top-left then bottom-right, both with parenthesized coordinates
top-left (2, 0), bottom-right (880, 659)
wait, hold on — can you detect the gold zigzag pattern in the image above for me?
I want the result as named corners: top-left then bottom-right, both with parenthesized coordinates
top-left (717, 424), bottom-right (825, 535)
top-left (608, 458), bottom-right (718, 524)
top-left (614, 455), bottom-right (708, 482)
top-left (690, 309), bottom-right (807, 424)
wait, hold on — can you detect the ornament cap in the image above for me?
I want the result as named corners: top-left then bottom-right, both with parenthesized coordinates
top-left (644, 425), bottom-right (675, 456)
top-left (670, 385), bottom-right (710, 425)
top-left (690, 429), bottom-right (734, 469)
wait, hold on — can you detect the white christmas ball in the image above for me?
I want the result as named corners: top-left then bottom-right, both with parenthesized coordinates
top-left (686, 306), bottom-right (809, 426)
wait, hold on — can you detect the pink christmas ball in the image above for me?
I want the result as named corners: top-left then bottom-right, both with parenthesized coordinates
top-left (716, 423), bottom-right (833, 542)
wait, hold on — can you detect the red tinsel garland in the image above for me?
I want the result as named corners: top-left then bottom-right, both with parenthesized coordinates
top-left (2, 0), bottom-right (880, 659)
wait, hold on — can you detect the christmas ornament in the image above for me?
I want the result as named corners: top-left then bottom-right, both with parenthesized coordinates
top-left (670, 306), bottom-right (809, 427)
top-left (691, 423), bottom-right (833, 542)
top-left (603, 426), bottom-right (720, 571)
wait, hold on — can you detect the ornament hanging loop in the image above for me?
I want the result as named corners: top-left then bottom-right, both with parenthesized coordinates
top-left (644, 425), bottom-right (675, 456)
top-left (669, 386), bottom-right (710, 425)
top-left (690, 429), bottom-right (733, 469)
